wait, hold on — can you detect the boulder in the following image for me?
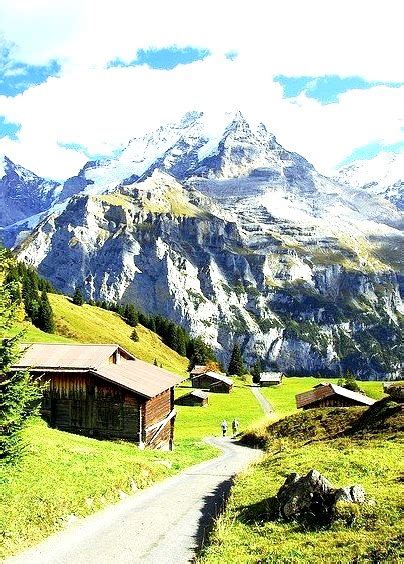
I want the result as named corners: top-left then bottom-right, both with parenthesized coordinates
top-left (276, 469), bottom-right (366, 527)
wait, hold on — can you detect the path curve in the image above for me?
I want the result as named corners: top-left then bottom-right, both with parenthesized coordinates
top-left (7, 438), bottom-right (262, 564)
top-left (250, 384), bottom-right (274, 416)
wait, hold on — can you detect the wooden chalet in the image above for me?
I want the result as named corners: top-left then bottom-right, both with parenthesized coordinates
top-left (191, 370), bottom-right (233, 393)
top-left (12, 343), bottom-right (181, 450)
top-left (259, 371), bottom-right (283, 387)
top-left (296, 382), bottom-right (376, 410)
top-left (175, 390), bottom-right (209, 407)
top-left (190, 365), bottom-right (209, 377)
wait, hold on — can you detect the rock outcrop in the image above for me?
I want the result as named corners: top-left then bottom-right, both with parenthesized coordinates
top-left (276, 469), bottom-right (366, 526)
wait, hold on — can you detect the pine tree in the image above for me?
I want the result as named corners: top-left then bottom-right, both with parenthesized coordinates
top-left (176, 328), bottom-right (187, 357)
top-left (36, 290), bottom-right (55, 333)
top-left (187, 337), bottom-right (216, 370)
top-left (72, 288), bottom-right (84, 306)
top-left (130, 328), bottom-right (139, 342)
top-left (227, 343), bottom-right (245, 376)
top-left (124, 304), bottom-right (138, 327)
top-left (251, 359), bottom-right (262, 384)
top-left (0, 249), bottom-right (43, 461)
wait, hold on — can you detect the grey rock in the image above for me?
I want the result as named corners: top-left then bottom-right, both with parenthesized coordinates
top-left (276, 470), bottom-right (366, 526)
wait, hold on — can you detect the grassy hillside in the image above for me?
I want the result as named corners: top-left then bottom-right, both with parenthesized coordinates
top-left (0, 418), bottom-right (217, 559)
top-left (14, 294), bottom-right (188, 376)
top-left (175, 377), bottom-right (265, 442)
top-left (200, 400), bottom-right (403, 563)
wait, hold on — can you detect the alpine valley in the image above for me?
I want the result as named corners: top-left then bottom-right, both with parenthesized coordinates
top-left (1, 111), bottom-right (403, 379)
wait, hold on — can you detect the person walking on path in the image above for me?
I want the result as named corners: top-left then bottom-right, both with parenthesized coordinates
top-left (232, 418), bottom-right (239, 437)
top-left (221, 419), bottom-right (228, 437)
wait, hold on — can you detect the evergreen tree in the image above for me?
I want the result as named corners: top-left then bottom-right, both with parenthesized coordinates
top-left (0, 249), bottom-right (43, 461)
top-left (227, 343), bottom-right (245, 376)
top-left (130, 328), bottom-right (139, 342)
top-left (124, 304), bottom-right (138, 327)
top-left (176, 328), bottom-right (187, 357)
top-left (36, 290), bottom-right (55, 333)
top-left (251, 359), bottom-right (262, 384)
top-left (187, 336), bottom-right (216, 370)
top-left (72, 288), bottom-right (84, 306)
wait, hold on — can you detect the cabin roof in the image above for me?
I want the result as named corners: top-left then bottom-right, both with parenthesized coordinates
top-left (96, 359), bottom-right (181, 398)
top-left (13, 343), bottom-right (180, 399)
top-left (260, 371), bottom-right (282, 382)
top-left (190, 365), bottom-right (208, 375)
top-left (203, 371), bottom-right (233, 385)
top-left (184, 390), bottom-right (209, 400)
top-left (14, 343), bottom-right (134, 370)
top-left (296, 382), bottom-right (376, 409)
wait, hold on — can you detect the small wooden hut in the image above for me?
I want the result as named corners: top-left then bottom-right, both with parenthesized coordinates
top-left (296, 383), bottom-right (376, 410)
top-left (175, 390), bottom-right (209, 407)
top-left (12, 343), bottom-right (181, 449)
top-left (191, 370), bottom-right (233, 393)
top-left (259, 372), bottom-right (283, 387)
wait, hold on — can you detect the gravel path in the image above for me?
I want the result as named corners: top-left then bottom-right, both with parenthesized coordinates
top-left (7, 438), bottom-right (262, 564)
top-left (250, 385), bottom-right (274, 416)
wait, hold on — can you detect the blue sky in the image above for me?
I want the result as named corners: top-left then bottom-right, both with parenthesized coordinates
top-left (274, 75), bottom-right (403, 105)
top-left (108, 47), bottom-right (211, 70)
top-left (0, 0), bottom-right (403, 179)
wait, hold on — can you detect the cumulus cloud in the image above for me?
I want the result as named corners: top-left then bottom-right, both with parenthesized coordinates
top-left (0, 0), bottom-right (403, 178)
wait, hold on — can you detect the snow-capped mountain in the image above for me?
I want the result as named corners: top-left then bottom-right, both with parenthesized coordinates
top-left (7, 111), bottom-right (404, 379)
top-left (336, 152), bottom-right (404, 210)
top-left (0, 155), bottom-right (62, 228)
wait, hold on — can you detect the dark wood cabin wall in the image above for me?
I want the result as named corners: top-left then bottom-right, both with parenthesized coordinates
top-left (210, 382), bottom-right (232, 394)
top-left (192, 375), bottom-right (216, 389)
top-left (144, 389), bottom-right (171, 428)
top-left (303, 396), bottom-right (364, 409)
top-left (41, 372), bottom-right (141, 441)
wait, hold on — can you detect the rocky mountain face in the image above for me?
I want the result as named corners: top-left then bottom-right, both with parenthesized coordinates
top-left (11, 112), bottom-right (404, 379)
top-left (0, 155), bottom-right (63, 246)
top-left (336, 152), bottom-right (404, 211)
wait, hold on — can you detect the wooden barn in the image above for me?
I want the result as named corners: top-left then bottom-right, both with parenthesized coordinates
top-left (190, 365), bottom-right (209, 378)
top-left (175, 390), bottom-right (209, 407)
top-left (191, 370), bottom-right (233, 393)
top-left (259, 371), bottom-right (283, 387)
top-left (296, 382), bottom-right (376, 410)
top-left (12, 343), bottom-right (181, 450)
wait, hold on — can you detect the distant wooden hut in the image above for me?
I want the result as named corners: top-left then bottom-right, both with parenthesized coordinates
top-left (12, 343), bottom-right (181, 450)
top-left (175, 390), bottom-right (209, 407)
top-left (296, 382), bottom-right (376, 410)
top-left (191, 370), bottom-right (233, 393)
top-left (260, 372), bottom-right (283, 387)
top-left (190, 365), bottom-right (209, 377)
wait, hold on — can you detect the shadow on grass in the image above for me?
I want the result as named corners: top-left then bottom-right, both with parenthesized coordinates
top-left (193, 476), bottom-right (234, 557)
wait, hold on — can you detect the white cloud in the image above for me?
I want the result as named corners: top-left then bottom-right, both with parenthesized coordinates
top-left (0, 0), bottom-right (403, 178)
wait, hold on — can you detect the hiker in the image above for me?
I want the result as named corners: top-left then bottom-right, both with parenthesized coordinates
top-left (221, 419), bottom-right (228, 437)
top-left (232, 418), bottom-right (239, 437)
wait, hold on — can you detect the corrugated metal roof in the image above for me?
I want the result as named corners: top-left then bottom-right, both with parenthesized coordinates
top-left (296, 382), bottom-right (376, 409)
top-left (14, 343), bottom-right (130, 370)
top-left (260, 372), bottom-right (282, 382)
top-left (96, 359), bottom-right (181, 398)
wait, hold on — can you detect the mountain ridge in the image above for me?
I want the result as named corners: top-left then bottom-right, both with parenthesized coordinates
top-left (3, 112), bottom-right (403, 379)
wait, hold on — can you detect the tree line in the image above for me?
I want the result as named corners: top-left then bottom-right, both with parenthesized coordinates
top-left (4, 252), bottom-right (56, 334)
top-left (72, 292), bottom-right (220, 371)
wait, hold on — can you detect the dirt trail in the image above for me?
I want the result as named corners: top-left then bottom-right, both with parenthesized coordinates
top-left (250, 384), bottom-right (274, 416)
